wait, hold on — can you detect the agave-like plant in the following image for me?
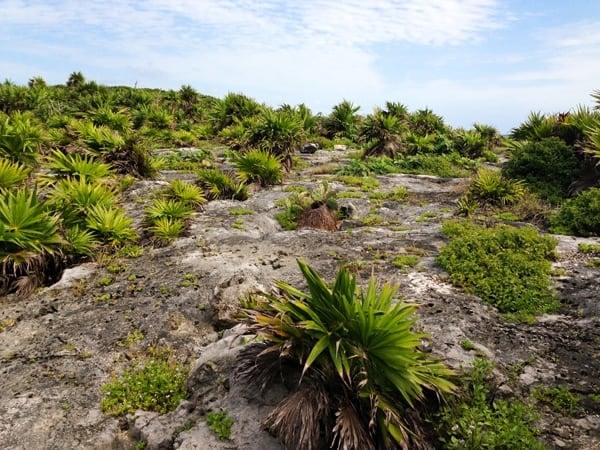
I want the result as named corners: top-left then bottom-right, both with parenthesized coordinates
top-left (238, 260), bottom-right (455, 450)
top-left (63, 225), bottom-right (99, 257)
top-left (0, 158), bottom-right (30, 191)
top-left (0, 188), bottom-right (64, 295)
top-left (230, 148), bottom-right (283, 186)
top-left (325, 100), bottom-right (361, 141)
top-left (197, 168), bottom-right (249, 201)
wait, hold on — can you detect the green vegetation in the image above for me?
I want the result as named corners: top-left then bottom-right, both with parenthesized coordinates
top-left (532, 385), bottom-right (582, 416)
top-left (578, 243), bottom-right (600, 255)
top-left (438, 221), bottom-right (559, 320)
top-left (274, 181), bottom-right (338, 230)
top-left (550, 188), bottom-right (600, 237)
top-left (205, 410), bottom-right (234, 440)
top-left (434, 358), bottom-right (546, 449)
top-left (100, 350), bottom-right (188, 416)
top-left (239, 260), bottom-right (454, 449)
top-left (392, 254), bottom-right (420, 270)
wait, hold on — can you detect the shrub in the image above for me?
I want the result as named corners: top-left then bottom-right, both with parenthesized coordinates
top-left (148, 217), bottom-right (185, 243)
top-left (238, 260), bottom-right (454, 449)
top-left (434, 358), bottom-right (546, 449)
top-left (85, 204), bottom-right (137, 245)
top-left (206, 410), bottom-right (234, 440)
top-left (100, 352), bottom-right (188, 416)
top-left (164, 179), bottom-right (206, 208)
top-left (438, 221), bottom-right (558, 318)
top-left (549, 188), bottom-right (600, 236)
top-left (392, 153), bottom-right (475, 178)
top-left (502, 137), bottom-right (581, 203)
top-left (46, 150), bottom-right (112, 183)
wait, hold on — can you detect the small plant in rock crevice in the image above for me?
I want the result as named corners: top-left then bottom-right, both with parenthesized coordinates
top-left (205, 409), bottom-right (234, 440)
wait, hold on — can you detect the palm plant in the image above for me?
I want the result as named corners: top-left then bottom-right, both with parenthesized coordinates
top-left (0, 111), bottom-right (44, 165)
top-left (63, 225), bottom-right (99, 257)
top-left (0, 188), bottom-right (64, 295)
top-left (46, 150), bottom-right (112, 183)
top-left (47, 178), bottom-right (117, 227)
top-left (325, 100), bottom-right (361, 140)
top-left (66, 71), bottom-right (85, 88)
top-left (197, 168), bottom-right (249, 201)
top-left (408, 108), bottom-right (448, 136)
top-left (469, 169), bottom-right (525, 206)
top-left (384, 101), bottom-right (409, 120)
top-left (164, 179), bottom-right (206, 208)
top-left (238, 261), bottom-right (455, 450)
top-left (148, 216), bottom-right (185, 243)
top-left (230, 148), bottom-right (283, 186)
top-left (404, 131), bottom-right (436, 155)
top-left (243, 109), bottom-right (303, 171)
top-left (0, 158), bottom-right (30, 191)
top-left (85, 204), bottom-right (136, 246)
top-left (209, 92), bottom-right (262, 133)
top-left (89, 105), bottom-right (132, 132)
top-left (361, 109), bottom-right (406, 158)
top-left (145, 199), bottom-right (193, 223)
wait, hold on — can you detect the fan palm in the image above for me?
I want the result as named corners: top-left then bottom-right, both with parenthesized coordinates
top-left (46, 150), bottom-right (112, 183)
top-left (197, 168), bottom-right (249, 201)
top-left (0, 158), bottom-right (29, 191)
top-left (230, 148), bottom-right (283, 186)
top-left (361, 109), bottom-right (406, 159)
top-left (0, 111), bottom-right (44, 165)
top-left (238, 260), bottom-right (454, 450)
top-left (325, 100), bottom-right (361, 140)
top-left (0, 188), bottom-right (63, 295)
top-left (243, 109), bottom-right (303, 171)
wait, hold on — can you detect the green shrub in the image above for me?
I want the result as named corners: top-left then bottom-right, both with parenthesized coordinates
top-left (206, 410), bottom-right (234, 440)
top-left (438, 221), bottom-right (558, 318)
top-left (163, 179), bottom-right (206, 208)
top-left (0, 158), bottom-right (29, 191)
top-left (532, 385), bottom-right (581, 417)
top-left (550, 188), bottom-right (600, 236)
top-left (197, 168), bottom-right (248, 201)
top-left (434, 358), bottom-right (546, 449)
top-left (502, 137), bottom-right (581, 203)
top-left (392, 153), bottom-right (475, 178)
top-left (100, 353), bottom-right (188, 416)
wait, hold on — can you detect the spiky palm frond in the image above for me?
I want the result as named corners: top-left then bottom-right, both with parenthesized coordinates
top-left (63, 225), bottom-right (99, 256)
top-left (230, 148), bottom-right (283, 186)
top-left (148, 216), bottom-right (185, 243)
top-left (89, 105), bottom-right (131, 132)
top-left (243, 109), bottom-right (303, 171)
top-left (165, 179), bottom-right (206, 208)
top-left (145, 199), bottom-right (193, 223)
top-left (197, 168), bottom-right (249, 201)
top-left (0, 188), bottom-right (64, 295)
top-left (325, 100), bottom-right (361, 140)
top-left (73, 120), bottom-right (126, 153)
top-left (469, 169), bottom-right (525, 206)
top-left (0, 158), bottom-right (29, 191)
top-left (46, 150), bottom-right (112, 183)
top-left (0, 111), bottom-right (44, 165)
top-left (85, 204), bottom-right (136, 246)
top-left (48, 178), bottom-right (117, 227)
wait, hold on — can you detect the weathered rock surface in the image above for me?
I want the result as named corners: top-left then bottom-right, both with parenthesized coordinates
top-left (0, 150), bottom-right (598, 449)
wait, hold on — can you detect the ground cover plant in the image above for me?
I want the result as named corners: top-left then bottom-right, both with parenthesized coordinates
top-left (238, 260), bottom-right (454, 450)
top-left (433, 358), bottom-right (546, 449)
top-left (438, 221), bottom-right (559, 321)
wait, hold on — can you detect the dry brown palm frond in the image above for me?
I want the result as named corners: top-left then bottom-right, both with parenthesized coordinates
top-left (297, 203), bottom-right (339, 231)
top-left (264, 380), bottom-right (331, 450)
top-left (332, 399), bottom-right (375, 450)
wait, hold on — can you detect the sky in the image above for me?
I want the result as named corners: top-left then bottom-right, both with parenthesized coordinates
top-left (1, 0), bottom-right (600, 133)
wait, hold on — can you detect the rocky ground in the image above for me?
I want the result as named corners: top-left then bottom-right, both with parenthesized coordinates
top-left (0, 149), bottom-right (599, 449)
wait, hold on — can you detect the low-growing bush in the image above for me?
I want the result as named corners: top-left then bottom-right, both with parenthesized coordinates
top-left (433, 358), bottom-right (546, 449)
top-left (100, 351), bottom-right (188, 416)
top-left (549, 188), bottom-right (600, 237)
top-left (438, 221), bottom-right (558, 319)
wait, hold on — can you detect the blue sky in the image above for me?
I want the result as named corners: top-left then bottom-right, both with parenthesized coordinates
top-left (2, 0), bottom-right (600, 132)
